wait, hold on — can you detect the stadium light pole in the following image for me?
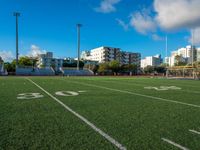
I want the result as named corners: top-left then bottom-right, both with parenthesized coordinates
top-left (13, 12), bottom-right (20, 69)
top-left (192, 29), bottom-right (194, 67)
top-left (77, 24), bottom-right (82, 70)
top-left (165, 35), bottom-right (168, 58)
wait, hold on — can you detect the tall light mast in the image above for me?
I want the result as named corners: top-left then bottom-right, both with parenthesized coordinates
top-left (77, 24), bottom-right (82, 70)
top-left (13, 12), bottom-right (20, 69)
top-left (191, 29), bottom-right (195, 67)
top-left (165, 35), bottom-right (168, 58)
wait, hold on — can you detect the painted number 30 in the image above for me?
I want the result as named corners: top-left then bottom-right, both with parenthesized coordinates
top-left (17, 91), bottom-right (84, 100)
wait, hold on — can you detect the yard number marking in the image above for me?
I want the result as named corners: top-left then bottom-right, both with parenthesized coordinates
top-left (26, 78), bottom-right (126, 150)
top-left (17, 93), bottom-right (44, 100)
top-left (17, 91), bottom-right (86, 100)
top-left (144, 86), bottom-right (182, 91)
top-left (55, 91), bottom-right (79, 96)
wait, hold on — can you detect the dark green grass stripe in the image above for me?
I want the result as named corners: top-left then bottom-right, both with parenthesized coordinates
top-left (59, 78), bottom-right (200, 109)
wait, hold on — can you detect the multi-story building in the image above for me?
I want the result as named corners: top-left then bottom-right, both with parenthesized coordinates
top-left (141, 54), bottom-right (162, 68)
top-left (37, 52), bottom-right (63, 71)
top-left (197, 48), bottom-right (200, 62)
top-left (81, 51), bottom-right (91, 61)
top-left (81, 46), bottom-right (141, 66)
top-left (165, 45), bottom-right (199, 66)
top-left (121, 51), bottom-right (141, 66)
top-left (84, 46), bottom-right (121, 63)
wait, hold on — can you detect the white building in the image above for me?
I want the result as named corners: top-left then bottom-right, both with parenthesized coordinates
top-left (197, 48), bottom-right (200, 62)
top-left (165, 45), bottom-right (199, 66)
top-left (141, 54), bottom-right (162, 68)
top-left (37, 52), bottom-right (63, 71)
top-left (86, 46), bottom-right (121, 63)
top-left (81, 46), bottom-right (141, 66)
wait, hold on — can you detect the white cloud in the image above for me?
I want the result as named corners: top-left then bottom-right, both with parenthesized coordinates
top-left (154, 0), bottom-right (200, 30)
top-left (189, 27), bottom-right (200, 45)
top-left (27, 45), bottom-right (46, 57)
top-left (0, 51), bottom-right (14, 62)
top-left (151, 34), bottom-right (164, 41)
top-left (130, 10), bottom-right (156, 35)
top-left (95, 0), bottom-right (121, 13)
top-left (116, 18), bottom-right (129, 31)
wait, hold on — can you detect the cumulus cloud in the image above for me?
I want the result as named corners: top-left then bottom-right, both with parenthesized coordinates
top-left (27, 45), bottom-right (46, 57)
top-left (95, 0), bottom-right (121, 13)
top-left (154, 0), bottom-right (200, 30)
top-left (130, 10), bottom-right (156, 35)
top-left (151, 34), bottom-right (164, 41)
top-left (116, 18), bottom-right (129, 31)
top-left (0, 51), bottom-right (15, 62)
top-left (188, 27), bottom-right (200, 45)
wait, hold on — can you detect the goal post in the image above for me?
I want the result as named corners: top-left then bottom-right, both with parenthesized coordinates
top-left (166, 66), bottom-right (200, 80)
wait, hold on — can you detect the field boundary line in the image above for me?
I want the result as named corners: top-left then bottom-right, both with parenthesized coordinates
top-left (60, 79), bottom-right (200, 109)
top-left (26, 78), bottom-right (126, 150)
top-left (189, 129), bottom-right (200, 135)
top-left (162, 138), bottom-right (189, 150)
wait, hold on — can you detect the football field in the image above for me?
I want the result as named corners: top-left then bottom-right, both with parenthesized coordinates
top-left (0, 76), bottom-right (200, 150)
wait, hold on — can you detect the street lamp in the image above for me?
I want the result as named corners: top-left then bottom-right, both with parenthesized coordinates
top-left (13, 12), bottom-right (20, 69)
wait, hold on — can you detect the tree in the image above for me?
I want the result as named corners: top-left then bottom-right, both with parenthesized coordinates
top-left (154, 66), bottom-right (166, 74)
top-left (63, 60), bottom-right (84, 68)
top-left (18, 57), bottom-right (33, 66)
top-left (85, 64), bottom-right (99, 74)
top-left (144, 66), bottom-right (154, 74)
top-left (120, 64), bottom-right (138, 75)
top-left (174, 55), bottom-right (187, 66)
top-left (4, 60), bottom-right (16, 73)
top-left (109, 60), bottom-right (120, 75)
top-left (98, 62), bottom-right (109, 75)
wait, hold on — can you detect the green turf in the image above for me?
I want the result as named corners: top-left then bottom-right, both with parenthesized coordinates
top-left (0, 76), bottom-right (200, 150)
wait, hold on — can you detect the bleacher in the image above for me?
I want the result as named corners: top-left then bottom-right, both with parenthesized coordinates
top-left (16, 67), bottom-right (55, 76)
top-left (62, 68), bottom-right (93, 76)
top-left (38, 68), bottom-right (55, 76)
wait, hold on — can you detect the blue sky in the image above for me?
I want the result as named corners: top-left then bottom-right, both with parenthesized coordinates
top-left (0, 0), bottom-right (200, 61)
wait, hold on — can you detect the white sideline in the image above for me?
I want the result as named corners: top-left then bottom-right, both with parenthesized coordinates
top-left (61, 80), bottom-right (200, 109)
top-left (162, 138), bottom-right (189, 150)
top-left (189, 129), bottom-right (200, 135)
top-left (26, 78), bottom-right (126, 150)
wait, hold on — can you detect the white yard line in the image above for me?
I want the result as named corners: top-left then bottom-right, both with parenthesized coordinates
top-left (60, 79), bottom-right (200, 109)
top-left (84, 79), bottom-right (200, 94)
top-left (162, 138), bottom-right (189, 150)
top-left (26, 78), bottom-right (126, 150)
top-left (189, 129), bottom-right (200, 135)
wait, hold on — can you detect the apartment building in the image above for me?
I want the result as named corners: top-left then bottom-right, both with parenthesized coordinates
top-left (121, 51), bottom-right (141, 66)
top-left (165, 45), bottom-right (199, 66)
top-left (81, 46), bottom-right (141, 66)
top-left (37, 52), bottom-right (63, 71)
top-left (141, 54), bottom-right (162, 68)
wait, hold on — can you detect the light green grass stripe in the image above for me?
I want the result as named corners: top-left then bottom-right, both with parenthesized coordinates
top-left (26, 78), bottom-right (126, 150)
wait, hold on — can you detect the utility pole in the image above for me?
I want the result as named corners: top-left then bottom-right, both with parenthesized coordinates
top-left (13, 12), bottom-right (20, 69)
top-left (76, 24), bottom-right (82, 70)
